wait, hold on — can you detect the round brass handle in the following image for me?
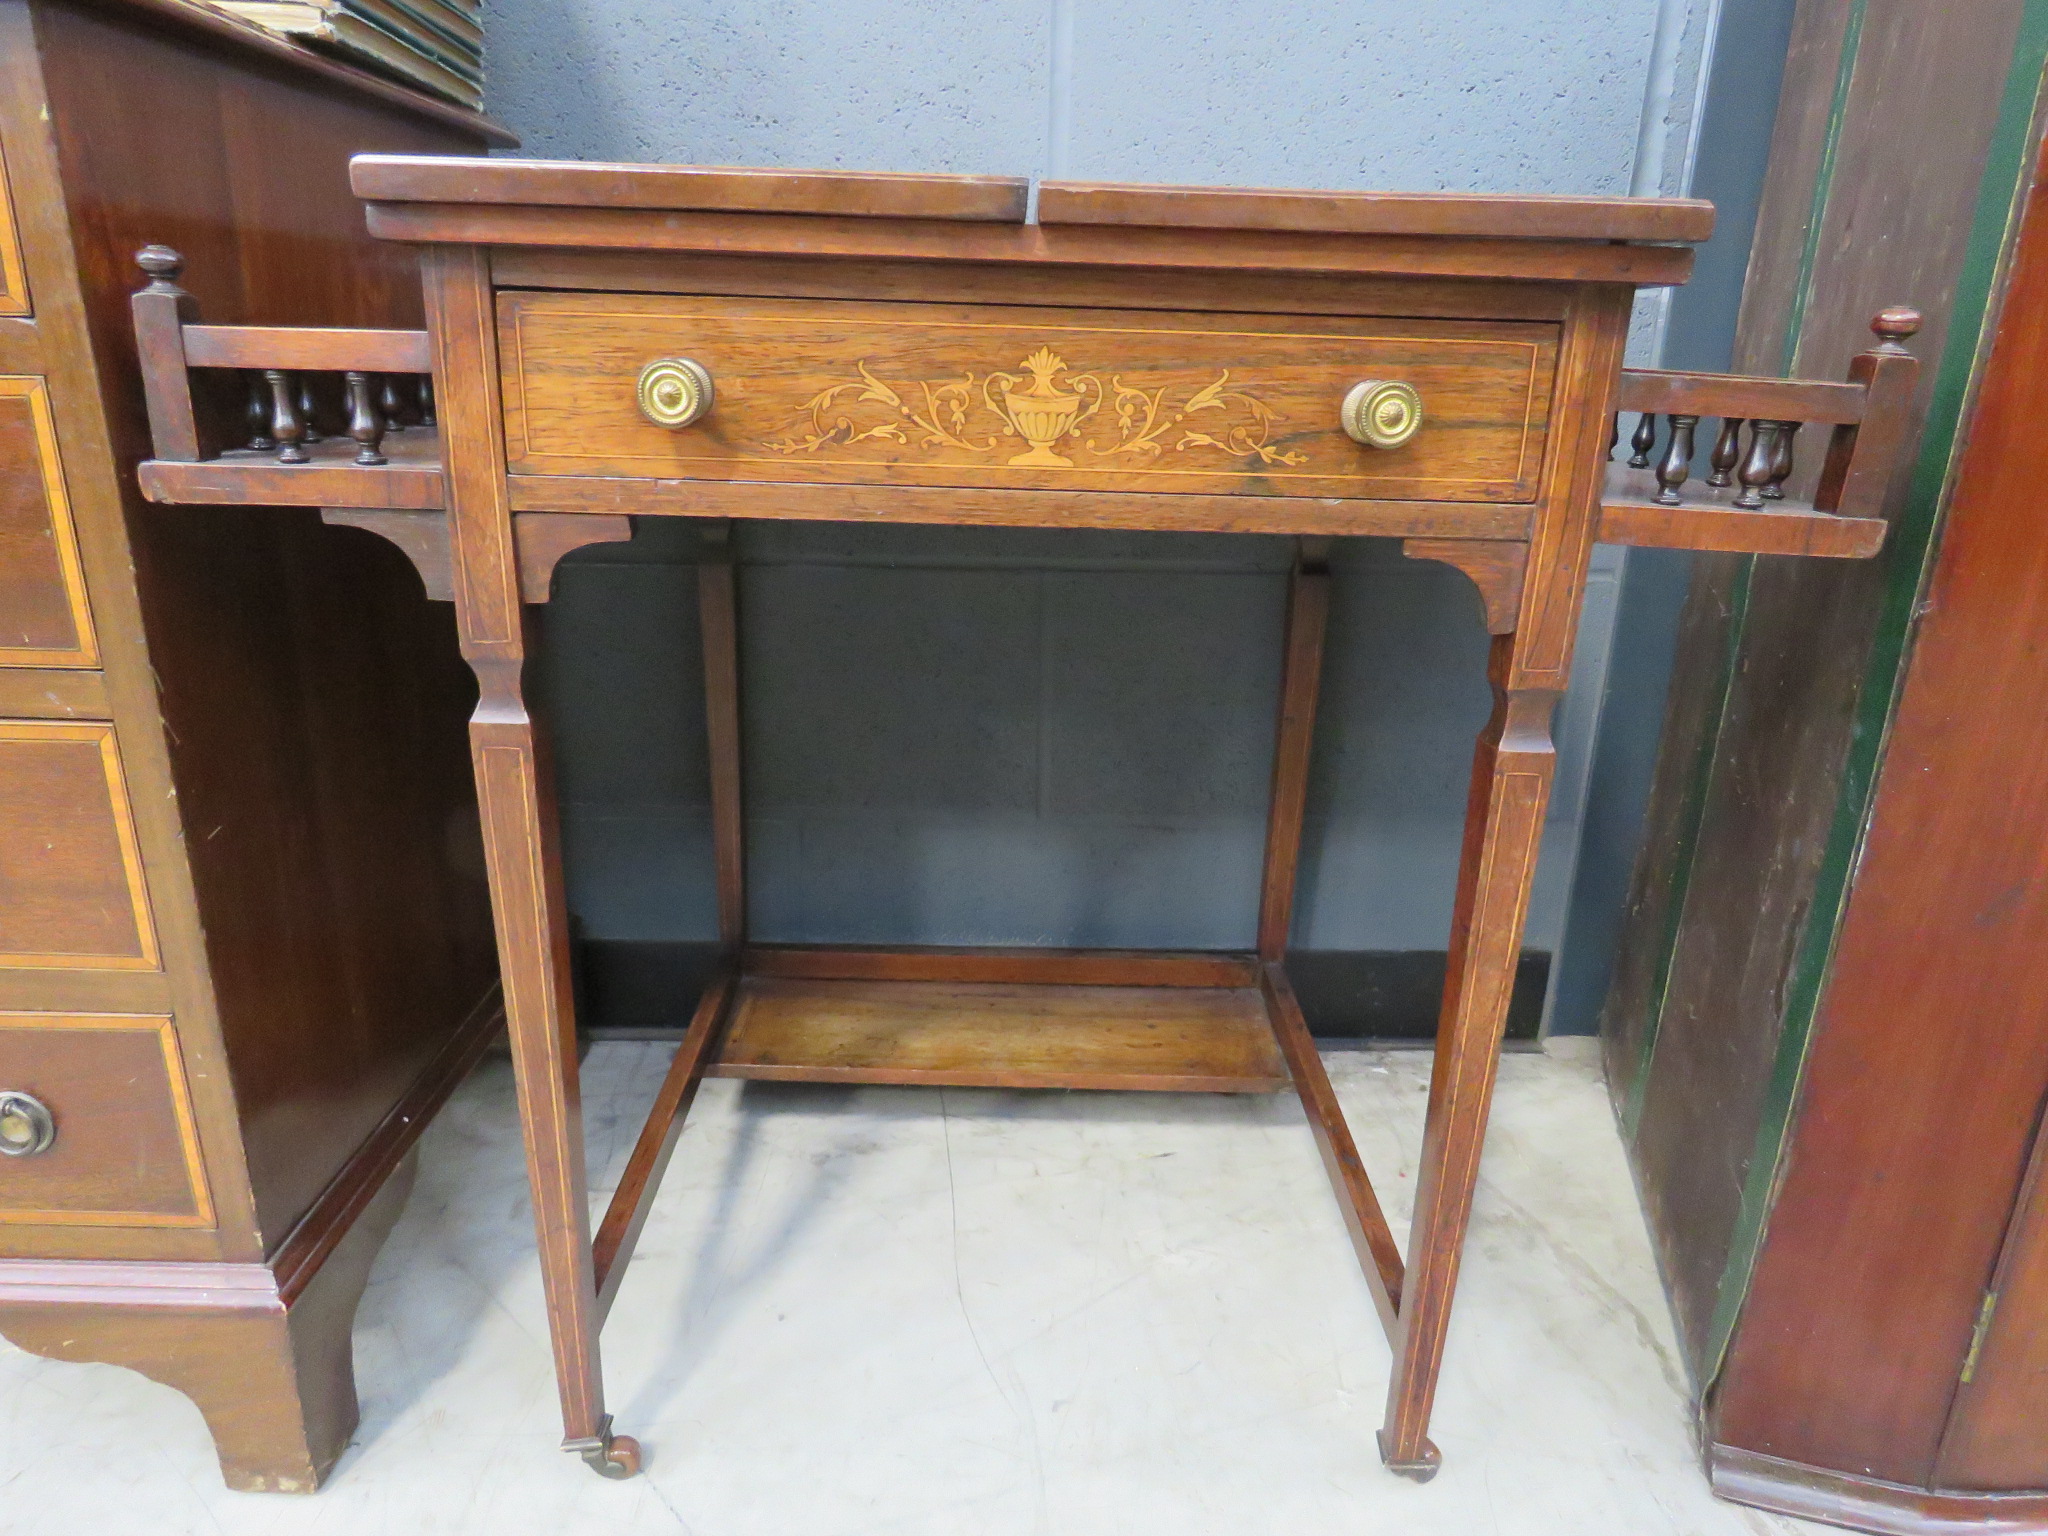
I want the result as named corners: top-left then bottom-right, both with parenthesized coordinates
top-left (1340, 380), bottom-right (1424, 450)
top-left (0, 1091), bottom-right (54, 1157)
top-left (636, 357), bottom-right (715, 429)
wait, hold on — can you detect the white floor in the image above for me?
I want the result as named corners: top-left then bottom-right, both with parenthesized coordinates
top-left (0, 1039), bottom-right (1828, 1535)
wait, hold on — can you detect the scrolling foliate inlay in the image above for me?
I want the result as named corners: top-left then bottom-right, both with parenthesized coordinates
top-left (766, 347), bottom-right (1308, 469)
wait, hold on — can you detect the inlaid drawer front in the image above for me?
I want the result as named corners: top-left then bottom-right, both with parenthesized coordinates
top-left (0, 1013), bottom-right (211, 1227)
top-left (500, 293), bottom-right (1558, 502)
top-left (0, 377), bottom-right (93, 666)
top-left (0, 721), bottom-right (158, 970)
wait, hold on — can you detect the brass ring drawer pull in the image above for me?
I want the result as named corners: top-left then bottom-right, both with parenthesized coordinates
top-left (636, 357), bottom-right (715, 429)
top-left (0, 1091), bottom-right (55, 1157)
top-left (1341, 379), bottom-right (1424, 449)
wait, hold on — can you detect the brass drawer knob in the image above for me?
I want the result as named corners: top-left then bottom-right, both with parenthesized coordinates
top-left (0, 1091), bottom-right (54, 1157)
top-left (636, 357), bottom-right (715, 429)
top-left (1341, 380), bottom-right (1424, 449)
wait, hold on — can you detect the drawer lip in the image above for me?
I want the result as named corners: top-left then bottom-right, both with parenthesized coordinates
top-left (0, 1012), bottom-right (213, 1229)
top-left (504, 475), bottom-right (1538, 541)
top-left (500, 292), bottom-right (1559, 506)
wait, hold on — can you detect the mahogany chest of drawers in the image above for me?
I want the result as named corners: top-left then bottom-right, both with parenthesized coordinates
top-left (0, 0), bottom-right (509, 1492)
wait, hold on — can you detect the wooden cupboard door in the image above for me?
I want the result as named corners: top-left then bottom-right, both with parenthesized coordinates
top-left (500, 292), bottom-right (1559, 503)
top-left (0, 1014), bottom-right (211, 1227)
top-left (0, 378), bottom-right (94, 666)
top-left (0, 721), bottom-right (157, 969)
top-left (1934, 1118), bottom-right (2048, 1490)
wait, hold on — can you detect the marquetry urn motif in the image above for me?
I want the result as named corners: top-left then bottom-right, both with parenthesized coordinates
top-left (764, 345), bottom-right (1304, 470)
top-left (993, 346), bottom-right (1091, 465)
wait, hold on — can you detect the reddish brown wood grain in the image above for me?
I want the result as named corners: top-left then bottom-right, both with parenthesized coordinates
top-left (498, 291), bottom-right (1557, 502)
top-left (0, 383), bottom-right (94, 661)
top-left (1261, 961), bottom-right (1404, 1337)
top-left (1257, 546), bottom-right (1329, 960)
top-left (744, 945), bottom-right (1259, 988)
top-left (698, 524), bottom-right (745, 951)
top-left (163, 126), bottom-right (1936, 1488)
top-left (0, 1015), bottom-right (204, 1223)
top-left (1938, 1114), bottom-right (2048, 1489)
top-left (33, 0), bottom-right (502, 1256)
top-left (368, 200), bottom-right (1697, 287)
top-left (140, 431), bottom-right (446, 508)
top-left (1380, 632), bottom-right (1560, 1476)
top-left (1614, 367), bottom-right (1865, 422)
top-left (1712, 1444), bottom-right (2048, 1532)
top-left (1403, 538), bottom-right (1529, 631)
top-left (180, 324), bottom-right (429, 372)
top-left (354, 153), bottom-right (1026, 221)
top-left (489, 248), bottom-right (1575, 325)
top-left (0, 723), bottom-right (154, 967)
top-left (506, 475), bottom-right (1534, 539)
top-left (1713, 131), bottom-right (2048, 1490)
top-left (1038, 180), bottom-right (1714, 243)
top-left (0, 0), bottom-right (503, 1493)
top-left (591, 967), bottom-right (734, 1318)
top-left (712, 972), bottom-right (1289, 1092)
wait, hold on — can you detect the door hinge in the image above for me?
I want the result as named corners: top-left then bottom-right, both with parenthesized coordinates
top-left (1961, 1290), bottom-right (2000, 1384)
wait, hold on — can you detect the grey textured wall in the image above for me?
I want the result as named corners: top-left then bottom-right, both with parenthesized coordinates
top-left (485, 0), bottom-right (1719, 1011)
top-left (1550, 0), bottom-right (1793, 1035)
top-left (490, 2), bottom-right (1665, 190)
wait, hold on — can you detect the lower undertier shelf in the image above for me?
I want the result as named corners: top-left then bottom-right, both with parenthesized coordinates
top-left (709, 971), bottom-right (1291, 1092)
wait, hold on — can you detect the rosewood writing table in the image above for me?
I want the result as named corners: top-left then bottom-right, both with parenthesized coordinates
top-left (129, 156), bottom-right (1921, 1485)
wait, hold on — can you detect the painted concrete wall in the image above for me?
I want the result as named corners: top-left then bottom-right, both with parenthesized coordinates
top-left (484, 0), bottom-right (1718, 1008)
top-left (1551, 0), bottom-right (1791, 1035)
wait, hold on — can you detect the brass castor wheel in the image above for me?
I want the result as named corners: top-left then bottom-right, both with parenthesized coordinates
top-left (1376, 1429), bottom-right (1442, 1483)
top-left (589, 1434), bottom-right (641, 1480)
top-left (568, 1418), bottom-right (643, 1480)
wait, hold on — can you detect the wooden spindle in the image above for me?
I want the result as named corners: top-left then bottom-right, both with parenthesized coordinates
top-left (1733, 420), bottom-right (1781, 509)
top-left (1708, 417), bottom-right (1742, 487)
top-left (417, 373), bottom-right (436, 427)
top-left (379, 372), bottom-right (408, 427)
top-left (1608, 413), bottom-right (1620, 460)
top-left (1628, 412), bottom-right (1656, 468)
top-left (297, 375), bottom-right (324, 442)
top-left (1761, 419), bottom-right (1799, 499)
top-left (1654, 414), bottom-right (1698, 505)
top-left (265, 369), bottom-right (308, 463)
top-left (345, 370), bottom-right (387, 465)
top-left (244, 373), bottom-right (275, 450)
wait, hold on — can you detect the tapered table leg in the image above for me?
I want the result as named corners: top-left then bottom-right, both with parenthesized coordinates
top-left (424, 242), bottom-right (636, 1479)
top-left (1379, 631), bottom-right (1559, 1478)
top-left (467, 635), bottom-right (631, 1472)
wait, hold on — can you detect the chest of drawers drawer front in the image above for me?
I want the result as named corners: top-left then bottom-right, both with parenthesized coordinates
top-left (0, 720), bottom-right (157, 970)
top-left (0, 377), bottom-right (95, 667)
top-left (0, 1013), bottom-right (211, 1228)
top-left (500, 293), bottom-right (1559, 503)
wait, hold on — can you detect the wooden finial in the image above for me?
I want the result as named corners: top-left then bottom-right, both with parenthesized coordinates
top-left (1870, 306), bottom-right (1923, 352)
top-left (135, 244), bottom-right (184, 292)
